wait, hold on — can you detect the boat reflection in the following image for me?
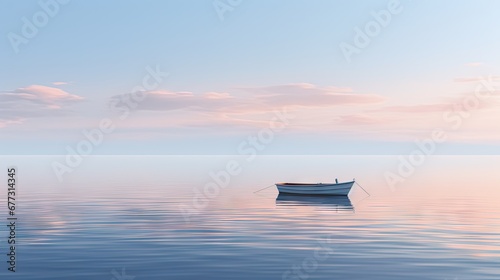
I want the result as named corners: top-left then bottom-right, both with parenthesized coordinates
top-left (276, 194), bottom-right (354, 212)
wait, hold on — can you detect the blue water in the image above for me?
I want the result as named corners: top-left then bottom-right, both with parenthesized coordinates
top-left (1, 156), bottom-right (499, 279)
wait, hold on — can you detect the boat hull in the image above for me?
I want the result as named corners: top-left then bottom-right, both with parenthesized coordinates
top-left (276, 181), bottom-right (354, 196)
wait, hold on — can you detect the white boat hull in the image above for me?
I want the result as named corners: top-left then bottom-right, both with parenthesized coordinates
top-left (276, 181), bottom-right (354, 196)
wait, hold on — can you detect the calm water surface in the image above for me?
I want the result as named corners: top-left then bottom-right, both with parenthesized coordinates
top-left (1, 156), bottom-right (499, 279)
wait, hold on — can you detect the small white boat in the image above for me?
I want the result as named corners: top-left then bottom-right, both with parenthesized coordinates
top-left (275, 180), bottom-right (355, 196)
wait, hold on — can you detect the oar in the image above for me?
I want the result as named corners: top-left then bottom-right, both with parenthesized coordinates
top-left (355, 181), bottom-right (370, 197)
top-left (253, 184), bottom-right (275, 193)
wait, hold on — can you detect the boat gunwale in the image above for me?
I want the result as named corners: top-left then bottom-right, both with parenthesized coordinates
top-left (276, 181), bottom-right (355, 187)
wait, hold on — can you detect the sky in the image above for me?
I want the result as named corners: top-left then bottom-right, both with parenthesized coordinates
top-left (1, 0), bottom-right (500, 155)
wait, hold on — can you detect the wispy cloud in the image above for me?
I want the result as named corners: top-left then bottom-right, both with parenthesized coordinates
top-left (0, 118), bottom-right (24, 128)
top-left (0, 85), bottom-right (84, 126)
top-left (243, 83), bottom-right (385, 108)
top-left (109, 83), bottom-right (385, 115)
top-left (464, 62), bottom-right (484, 67)
top-left (337, 114), bottom-right (381, 125)
top-left (52, 81), bottom-right (70, 86)
top-left (377, 103), bottom-right (451, 113)
top-left (454, 76), bottom-right (500, 83)
top-left (110, 90), bottom-right (237, 112)
top-left (374, 92), bottom-right (500, 114)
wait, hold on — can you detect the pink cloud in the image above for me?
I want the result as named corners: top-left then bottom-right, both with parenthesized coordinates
top-left (0, 118), bottom-right (24, 128)
top-left (378, 103), bottom-right (451, 113)
top-left (337, 114), bottom-right (381, 125)
top-left (103, 80), bottom-right (500, 144)
top-left (110, 90), bottom-right (237, 112)
top-left (243, 83), bottom-right (385, 108)
top-left (374, 92), bottom-right (499, 114)
top-left (464, 62), bottom-right (484, 67)
top-left (0, 85), bottom-right (84, 127)
top-left (14, 85), bottom-right (83, 103)
top-left (203, 92), bottom-right (232, 99)
top-left (109, 83), bottom-right (386, 115)
top-left (454, 76), bottom-right (500, 83)
top-left (52, 81), bottom-right (70, 86)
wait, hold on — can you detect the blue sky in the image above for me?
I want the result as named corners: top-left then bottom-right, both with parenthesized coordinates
top-left (1, 0), bottom-right (500, 154)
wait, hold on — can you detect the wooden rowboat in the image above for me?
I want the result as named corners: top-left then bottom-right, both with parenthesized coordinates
top-left (275, 180), bottom-right (355, 196)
